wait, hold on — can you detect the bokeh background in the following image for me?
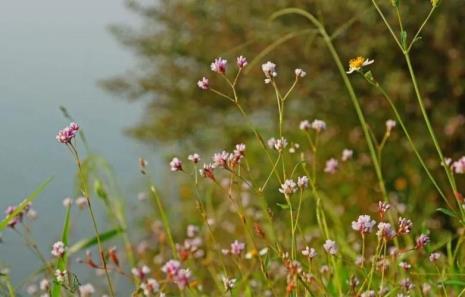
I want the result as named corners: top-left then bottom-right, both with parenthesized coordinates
top-left (1, 0), bottom-right (465, 293)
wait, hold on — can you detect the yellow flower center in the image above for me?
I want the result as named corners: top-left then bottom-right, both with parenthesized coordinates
top-left (349, 56), bottom-right (366, 69)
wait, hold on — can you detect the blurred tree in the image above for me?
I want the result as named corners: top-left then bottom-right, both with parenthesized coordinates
top-left (102, 0), bottom-right (465, 216)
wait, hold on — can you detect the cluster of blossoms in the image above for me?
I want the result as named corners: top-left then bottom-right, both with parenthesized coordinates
top-left (3, 203), bottom-right (33, 228)
top-left (352, 215), bottom-right (376, 235)
top-left (197, 56), bottom-right (248, 90)
top-left (268, 137), bottom-right (288, 152)
top-left (162, 260), bottom-right (191, 289)
top-left (170, 144), bottom-right (246, 181)
top-left (177, 225), bottom-right (204, 260)
top-left (222, 240), bottom-right (246, 256)
top-left (449, 156), bottom-right (465, 174)
top-left (55, 122), bottom-right (79, 144)
top-left (51, 241), bottom-right (66, 257)
top-left (299, 119), bottom-right (326, 133)
top-left (279, 176), bottom-right (309, 196)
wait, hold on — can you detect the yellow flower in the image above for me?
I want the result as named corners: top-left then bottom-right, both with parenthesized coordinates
top-left (346, 56), bottom-right (374, 74)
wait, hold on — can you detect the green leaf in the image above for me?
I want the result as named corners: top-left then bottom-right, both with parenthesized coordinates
top-left (0, 177), bottom-right (53, 231)
top-left (67, 227), bottom-right (124, 255)
top-left (276, 202), bottom-right (290, 210)
top-left (400, 30), bottom-right (407, 49)
top-left (94, 179), bottom-right (109, 205)
top-left (436, 208), bottom-right (457, 218)
top-left (442, 279), bottom-right (465, 287)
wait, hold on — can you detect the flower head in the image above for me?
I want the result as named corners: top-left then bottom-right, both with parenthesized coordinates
top-left (188, 153), bottom-right (200, 164)
top-left (397, 217), bottom-right (413, 235)
top-left (51, 241), bottom-right (66, 257)
top-left (230, 240), bottom-right (245, 255)
top-left (323, 239), bottom-right (338, 255)
top-left (132, 265), bottom-right (151, 280)
top-left (299, 120), bottom-right (311, 131)
top-left (294, 68), bottom-right (306, 78)
top-left (222, 276), bottom-right (237, 291)
top-left (429, 252), bottom-right (441, 262)
top-left (236, 56), bottom-right (247, 69)
top-left (55, 269), bottom-right (67, 283)
top-left (376, 222), bottom-right (396, 240)
top-left (170, 157), bottom-right (183, 172)
top-left (297, 176), bottom-right (309, 189)
top-left (386, 119), bottom-right (396, 133)
top-left (324, 158), bottom-right (339, 174)
top-left (211, 57), bottom-right (227, 74)
top-left (79, 283), bottom-right (95, 297)
top-left (377, 201), bottom-right (391, 219)
top-left (347, 56), bottom-right (374, 74)
top-left (301, 246), bottom-right (317, 259)
top-left (340, 149), bottom-right (353, 161)
top-left (311, 119), bottom-right (326, 132)
top-left (352, 215), bottom-right (376, 235)
top-left (162, 260), bottom-right (181, 278)
top-left (197, 77), bottom-right (209, 90)
top-left (262, 61), bottom-right (277, 84)
top-left (141, 278), bottom-right (160, 296)
top-left (56, 122), bottom-right (79, 144)
top-left (279, 179), bottom-right (298, 196)
top-left (415, 234), bottom-right (430, 249)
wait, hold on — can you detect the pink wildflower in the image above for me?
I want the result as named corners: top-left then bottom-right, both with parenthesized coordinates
top-left (197, 77), bottom-right (209, 90)
top-left (211, 57), bottom-right (227, 74)
top-left (170, 157), bottom-right (183, 172)
top-left (236, 56), bottom-right (247, 69)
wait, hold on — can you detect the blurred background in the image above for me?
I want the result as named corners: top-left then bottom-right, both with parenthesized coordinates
top-left (1, 0), bottom-right (465, 293)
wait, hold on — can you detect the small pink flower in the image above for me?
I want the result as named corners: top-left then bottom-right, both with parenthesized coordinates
top-left (400, 278), bottom-right (414, 291)
top-left (301, 246), bottom-right (317, 259)
top-left (279, 179), bottom-right (298, 195)
top-left (386, 119), bottom-right (396, 133)
top-left (377, 201), bottom-right (391, 219)
top-left (230, 240), bottom-right (245, 256)
top-left (452, 157), bottom-right (465, 174)
top-left (429, 252), bottom-right (441, 262)
top-left (79, 283), bottom-right (95, 297)
top-left (199, 163), bottom-right (215, 180)
top-left (170, 157), bottom-right (183, 172)
top-left (197, 77), bottom-right (209, 90)
top-left (261, 61), bottom-right (277, 84)
top-left (141, 278), bottom-right (159, 296)
top-left (297, 176), bottom-right (309, 189)
top-left (324, 158), bottom-right (339, 174)
top-left (213, 151), bottom-right (230, 168)
top-left (399, 261), bottom-right (411, 271)
top-left (311, 119), bottom-right (326, 132)
top-left (55, 269), bottom-right (67, 283)
top-left (323, 239), bottom-right (338, 255)
top-left (299, 120), bottom-right (311, 131)
top-left (211, 57), bottom-right (227, 74)
top-left (56, 122), bottom-right (79, 144)
top-left (415, 234), bottom-right (430, 249)
top-left (188, 153), bottom-right (200, 164)
top-left (162, 260), bottom-right (181, 278)
top-left (397, 217), bottom-right (413, 235)
top-left (222, 276), bottom-right (237, 291)
top-left (376, 222), bottom-right (396, 240)
top-left (132, 265), bottom-right (151, 279)
top-left (352, 215), bottom-right (376, 235)
top-left (236, 56), bottom-right (248, 69)
top-left (174, 268), bottom-right (191, 289)
top-left (75, 197), bottom-right (88, 209)
top-left (341, 149), bottom-right (353, 162)
top-left (51, 241), bottom-right (66, 257)
top-left (294, 68), bottom-right (306, 78)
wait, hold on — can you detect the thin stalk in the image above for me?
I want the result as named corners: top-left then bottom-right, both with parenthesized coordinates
top-left (68, 143), bottom-right (115, 297)
top-left (361, 74), bottom-right (449, 204)
top-left (149, 185), bottom-right (177, 256)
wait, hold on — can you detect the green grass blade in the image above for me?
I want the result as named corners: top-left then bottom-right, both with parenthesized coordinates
top-left (51, 205), bottom-right (72, 297)
top-left (67, 227), bottom-right (124, 255)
